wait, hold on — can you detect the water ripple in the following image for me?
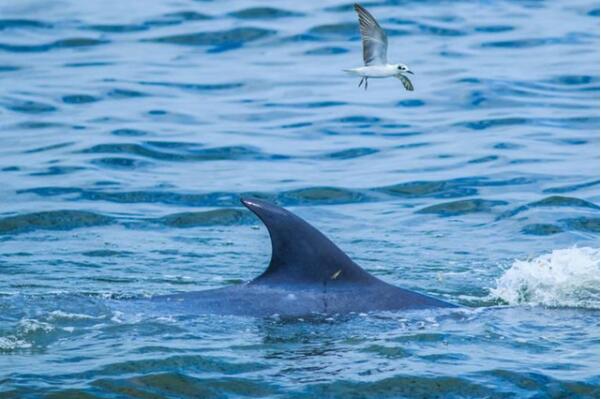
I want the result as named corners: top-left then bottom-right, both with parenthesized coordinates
top-left (79, 143), bottom-right (284, 162)
top-left (418, 199), bottom-right (508, 217)
top-left (499, 195), bottom-right (599, 220)
top-left (157, 209), bottom-right (251, 228)
top-left (229, 7), bottom-right (303, 20)
top-left (0, 210), bottom-right (113, 235)
top-left (146, 28), bottom-right (276, 49)
top-left (0, 38), bottom-right (107, 53)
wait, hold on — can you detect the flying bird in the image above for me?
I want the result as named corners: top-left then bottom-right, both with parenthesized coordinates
top-left (345, 3), bottom-right (414, 91)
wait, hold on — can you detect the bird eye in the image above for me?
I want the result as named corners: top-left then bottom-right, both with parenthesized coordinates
top-left (397, 66), bottom-right (402, 70)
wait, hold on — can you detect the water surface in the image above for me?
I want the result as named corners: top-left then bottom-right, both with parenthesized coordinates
top-left (0, 0), bottom-right (599, 397)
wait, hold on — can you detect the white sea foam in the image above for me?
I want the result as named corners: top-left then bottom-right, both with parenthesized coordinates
top-left (48, 310), bottom-right (104, 320)
top-left (110, 311), bottom-right (125, 323)
top-left (490, 247), bottom-right (600, 309)
top-left (18, 319), bottom-right (54, 334)
top-left (0, 336), bottom-right (32, 350)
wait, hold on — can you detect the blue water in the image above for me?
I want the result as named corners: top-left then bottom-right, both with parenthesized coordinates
top-left (0, 0), bottom-right (599, 397)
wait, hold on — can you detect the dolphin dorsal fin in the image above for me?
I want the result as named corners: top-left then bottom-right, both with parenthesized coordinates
top-left (241, 198), bottom-right (377, 286)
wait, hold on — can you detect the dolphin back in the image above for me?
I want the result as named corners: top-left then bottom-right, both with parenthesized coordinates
top-left (240, 198), bottom-right (456, 311)
top-left (147, 199), bottom-right (457, 317)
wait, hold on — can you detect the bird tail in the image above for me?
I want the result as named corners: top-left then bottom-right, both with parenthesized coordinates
top-left (343, 68), bottom-right (359, 75)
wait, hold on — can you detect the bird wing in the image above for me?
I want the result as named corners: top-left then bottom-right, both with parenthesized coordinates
top-left (354, 3), bottom-right (388, 66)
top-left (396, 74), bottom-right (414, 91)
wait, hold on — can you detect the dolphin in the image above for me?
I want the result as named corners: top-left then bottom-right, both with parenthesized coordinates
top-left (149, 198), bottom-right (457, 317)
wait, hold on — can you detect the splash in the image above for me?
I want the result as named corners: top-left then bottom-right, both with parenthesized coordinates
top-left (0, 336), bottom-right (31, 351)
top-left (491, 247), bottom-right (600, 309)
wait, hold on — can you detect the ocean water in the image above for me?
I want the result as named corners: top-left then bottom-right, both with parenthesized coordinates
top-left (0, 0), bottom-right (599, 397)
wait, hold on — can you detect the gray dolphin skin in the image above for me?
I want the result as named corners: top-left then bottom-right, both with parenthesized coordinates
top-left (151, 198), bottom-right (457, 317)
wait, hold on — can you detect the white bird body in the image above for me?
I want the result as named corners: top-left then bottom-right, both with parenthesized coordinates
top-left (347, 3), bottom-right (414, 91)
top-left (345, 64), bottom-right (399, 78)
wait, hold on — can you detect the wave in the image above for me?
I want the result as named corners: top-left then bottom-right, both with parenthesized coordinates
top-left (228, 7), bottom-right (303, 19)
top-left (490, 247), bottom-right (600, 309)
top-left (146, 27), bottom-right (276, 49)
top-left (0, 210), bottom-right (114, 235)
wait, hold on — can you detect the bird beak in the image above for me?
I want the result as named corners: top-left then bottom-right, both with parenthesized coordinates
top-left (406, 70), bottom-right (414, 75)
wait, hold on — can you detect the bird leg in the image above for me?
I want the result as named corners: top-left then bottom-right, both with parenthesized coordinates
top-left (364, 78), bottom-right (368, 90)
top-left (358, 77), bottom-right (365, 88)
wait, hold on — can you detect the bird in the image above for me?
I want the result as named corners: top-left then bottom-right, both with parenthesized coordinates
top-left (344, 3), bottom-right (414, 91)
